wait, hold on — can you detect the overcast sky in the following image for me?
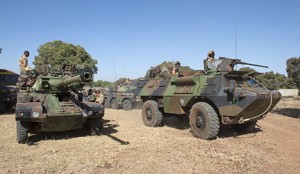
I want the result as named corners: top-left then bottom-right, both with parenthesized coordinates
top-left (0, 0), bottom-right (299, 82)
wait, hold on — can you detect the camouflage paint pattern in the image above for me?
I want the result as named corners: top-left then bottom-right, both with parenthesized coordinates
top-left (15, 65), bottom-right (104, 137)
top-left (138, 57), bottom-right (281, 125)
top-left (103, 81), bottom-right (143, 110)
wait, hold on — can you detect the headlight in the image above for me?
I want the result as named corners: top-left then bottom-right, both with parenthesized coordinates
top-left (33, 112), bottom-right (40, 117)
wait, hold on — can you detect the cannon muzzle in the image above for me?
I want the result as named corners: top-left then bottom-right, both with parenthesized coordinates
top-left (58, 68), bottom-right (94, 87)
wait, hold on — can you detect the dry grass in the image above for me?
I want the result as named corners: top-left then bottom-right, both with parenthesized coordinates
top-left (0, 105), bottom-right (299, 174)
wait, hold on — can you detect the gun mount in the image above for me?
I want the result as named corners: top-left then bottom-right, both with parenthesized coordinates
top-left (205, 57), bottom-right (268, 72)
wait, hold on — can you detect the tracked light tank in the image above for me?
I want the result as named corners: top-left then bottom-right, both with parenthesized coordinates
top-left (15, 65), bottom-right (104, 143)
top-left (137, 57), bottom-right (282, 140)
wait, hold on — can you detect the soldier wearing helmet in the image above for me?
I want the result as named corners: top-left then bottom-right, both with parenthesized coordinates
top-left (207, 50), bottom-right (215, 61)
top-left (172, 61), bottom-right (181, 76)
top-left (205, 50), bottom-right (223, 70)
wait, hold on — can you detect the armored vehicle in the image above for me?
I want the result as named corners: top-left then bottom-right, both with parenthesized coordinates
top-left (103, 81), bottom-right (142, 110)
top-left (15, 65), bottom-right (104, 143)
top-left (0, 69), bottom-right (19, 113)
top-left (137, 57), bottom-right (282, 140)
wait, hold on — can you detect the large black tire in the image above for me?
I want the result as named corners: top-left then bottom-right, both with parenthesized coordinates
top-left (122, 99), bottom-right (132, 111)
top-left (16, 121), bottom-right (29, 144)
top-left (87, 118), bottom-right (102, 136)
top-left (189, 102), bottom-right (219, 140)
top-left (111, 99), bottom-right (119, 109)
top-left (104, 98), bottom-right (110, 108)
top-left (231, 121), bottom-right (257, 133)
top-left (142, 100), bottom-right (163, 127)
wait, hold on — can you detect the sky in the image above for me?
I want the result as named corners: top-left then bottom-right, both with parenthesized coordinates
top-left (0, 0), bottom-right (299, 82)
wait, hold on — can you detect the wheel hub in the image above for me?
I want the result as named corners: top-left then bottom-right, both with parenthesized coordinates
top-left (146, 108), bottom-right (153, 120)
top-left (195, 113), bottom-right (205, 129)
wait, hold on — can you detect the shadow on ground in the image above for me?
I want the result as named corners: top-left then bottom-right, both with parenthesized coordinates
top-left (26, 119), bottom-right (129, 145)
top-left (272, 108), bottom-right (300, 119)
top-left (162, 116), bottom-right (262, 139)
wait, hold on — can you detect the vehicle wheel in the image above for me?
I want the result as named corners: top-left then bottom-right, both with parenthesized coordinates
top-left (142, 100), bottom-right (163, 127)
top-left (189, 102), bottom-right (219, 140)
top-left (87, 118), bottom-right (102, 136)
top-left (122, 99), bottom-right (132, 111)
top-left (16, 121), bottom-right (30, 143)
top-left (231, 121), bottom-right (257, 133)
top-left (111, 99), bottom-right (119, 109)
top-left (104, 98), bottom-right (110, 108)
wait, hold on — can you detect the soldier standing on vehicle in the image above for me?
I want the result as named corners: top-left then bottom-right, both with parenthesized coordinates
top-left (172, 61), bottom-right (181, 76)
top-left (18, 50), bottom-right (32, 86)
top-left (19, 50), bottom-right (30, 73)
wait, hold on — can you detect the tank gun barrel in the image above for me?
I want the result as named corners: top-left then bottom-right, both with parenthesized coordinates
top-left (58, 68), bottom-right (94, 87)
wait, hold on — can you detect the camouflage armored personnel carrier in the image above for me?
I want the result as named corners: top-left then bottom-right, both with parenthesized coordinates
top-left (103, 80), bottom-right (142, 110)
top-left (0, 69), bottom-right (19, 113)
top-left (137, 57), bottom-right (282, 140)
top-left (15, 65), bottom-right (104, 143)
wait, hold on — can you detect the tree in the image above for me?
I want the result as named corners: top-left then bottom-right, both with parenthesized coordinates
top-left (286, 57), bottom-right (300, 93)
top-left (33, 40), bottom-right (98, 72)
top-left (91, 80), bottom-right (113, 87)
top-left (239, 67), bottom-right (294, 90)
top-left (144, 61), bottom-right (194, 78)
top-left (238, 67), bottom-right (256, 72)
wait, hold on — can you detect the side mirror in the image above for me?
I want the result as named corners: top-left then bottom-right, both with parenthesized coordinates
top-left (229, 80), bottom-right (236, 93)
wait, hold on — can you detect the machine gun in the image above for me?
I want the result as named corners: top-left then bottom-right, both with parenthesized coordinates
top-left (217, 57), bottom-right (268, 72)
top-left (229, 58), bottom-right (268, 68)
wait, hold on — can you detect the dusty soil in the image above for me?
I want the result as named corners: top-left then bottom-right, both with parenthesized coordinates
top-left (0, 99), bottom-right (299, 174)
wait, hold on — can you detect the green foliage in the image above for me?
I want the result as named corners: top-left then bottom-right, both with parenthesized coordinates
top-left (286, 57), bottom-right (300, 90)
top-left (33, 40), bottom-right (98, 72)
top-left (239, 67), bottom-right (295, 90)
top-left (113, 77), bottom-right (128, 86)
top-left (238, 67), bottom-right (256, 72)
top-left (144, 61), bottom-right (194, 77)
top-left (255, 71), bottom-right (294, 90)
top-left (91, 80), bottom-right (113, 87)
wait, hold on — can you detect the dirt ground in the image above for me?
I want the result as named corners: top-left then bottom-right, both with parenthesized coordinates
top-left (0, 98), bottom-right (299, 174)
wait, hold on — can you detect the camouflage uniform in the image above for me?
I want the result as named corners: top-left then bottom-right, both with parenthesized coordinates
top-left (206, 50), bottom-right (222, 70)
top-left (206, 50), bottom-right (215, 61)
top-left (87, 89), bottom-right (96, 102)
top-left (18, 51), bottom-right (30, 87)
top-left (171, 61), bottom-right (180, 76)
top-left (95, 92), bottom-right (104, 104)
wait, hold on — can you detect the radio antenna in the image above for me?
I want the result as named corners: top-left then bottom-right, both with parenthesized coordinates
top-left (235, 22), bottom-right (238, 59)
top-left (113, 59), bottom-right (117, 81)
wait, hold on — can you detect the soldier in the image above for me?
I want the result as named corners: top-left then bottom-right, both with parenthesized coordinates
top-left (205, 50), bottom-right (222, 70)
top-left (18, 50), bottom-right (32, 87)
top-left (207, 50), bottom-right (215, 61)
top-left (19, 50), bottom-right (30, 73)
top-left (172, 61), bottom-right (181, 76)
top-left (95, 90), bottom-right (104, 104)
top-left (88, 88), bottom-right (96, 102)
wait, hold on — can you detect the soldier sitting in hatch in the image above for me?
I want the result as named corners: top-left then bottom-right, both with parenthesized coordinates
top-left (205, 50), bottom-right (222, 70)
top-left (171, 61), bottom-right (181, 76)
